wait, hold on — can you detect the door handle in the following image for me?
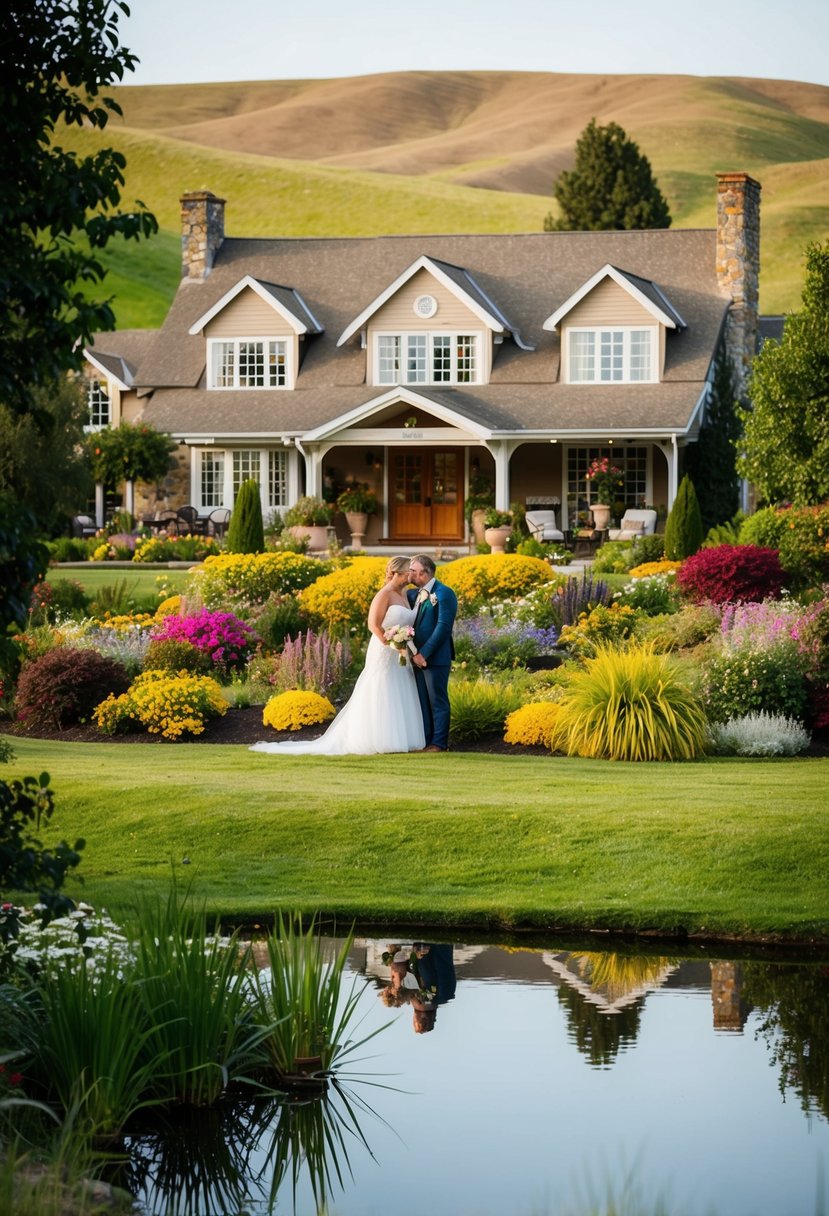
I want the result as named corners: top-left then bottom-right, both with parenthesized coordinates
top-left (424, 497), bottom-right (432, 507)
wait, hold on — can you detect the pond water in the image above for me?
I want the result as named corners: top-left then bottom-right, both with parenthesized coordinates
top-left (123, 938), bottom-right (829, 1216)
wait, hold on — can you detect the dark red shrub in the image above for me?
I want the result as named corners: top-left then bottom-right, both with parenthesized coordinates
top-left (15, 647), bottom-right (130, 730)
top-left (676, 544), bottom-right (786, 605)
top-left (807, 675), bottom-right (829, 731)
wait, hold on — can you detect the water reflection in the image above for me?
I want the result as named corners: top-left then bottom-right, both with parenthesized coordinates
top-left (118, 940), bottom-right (829, 1216)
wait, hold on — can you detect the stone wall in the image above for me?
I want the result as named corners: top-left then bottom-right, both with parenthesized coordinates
top-left (716, 172), bottom-right (761, 394)
top-left (180, 190), bottom-right (226, 281)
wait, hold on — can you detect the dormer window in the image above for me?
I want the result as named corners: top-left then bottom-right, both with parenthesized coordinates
top-left (86, 378), bottom-right (111, 428)
top-left (208, 338), bottom-right (289, 389)
top-left (566, 327), bottom-right (656, 384)
top-left (376, 332), bottom-right (480, 386)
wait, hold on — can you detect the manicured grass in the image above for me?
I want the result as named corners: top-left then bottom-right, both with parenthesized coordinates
top-left (5, 737), bottom-right (828, 943)
top-left (46, 566), bottom-right (192, 598)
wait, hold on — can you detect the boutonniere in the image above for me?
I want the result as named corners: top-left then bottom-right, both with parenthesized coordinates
top-left (416, 588), bottom-right (429, 605)
top-left (429, 592), bottom-right (438, 607)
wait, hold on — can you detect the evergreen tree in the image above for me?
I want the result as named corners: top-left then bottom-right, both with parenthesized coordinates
top-left (225, 480), bottom-right (265, 554)
top-left (664, 475), bottom-right (704, 560)
top-left (684, 351), bottom-right (742, 532)
top-left (738, 242), bottom-right (829, 505)
top-left (544, 118), bottom-right (671, 232)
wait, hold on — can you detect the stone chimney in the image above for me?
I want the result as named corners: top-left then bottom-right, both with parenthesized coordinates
top-left (180, 190), bottom-right (226, 281)
top-left (716, 172), bottom-right (761, 393)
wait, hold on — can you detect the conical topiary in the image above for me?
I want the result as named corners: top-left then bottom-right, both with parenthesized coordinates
top-left (225, 479), bottom-right (265, 554)
top-left (663, 474), bottom-right (704, 560)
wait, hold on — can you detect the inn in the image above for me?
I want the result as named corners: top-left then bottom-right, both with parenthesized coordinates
top-left (83, 173), bottom-right (761, 545)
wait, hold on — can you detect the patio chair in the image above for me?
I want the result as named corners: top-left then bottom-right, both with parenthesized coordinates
top-left (71, 514), bottom-right (97, 539)
top-left (525, 509), bottom-right (565, 543)
top-left (607, 509), bottom-right (658, 542)
top-left (176, 505), bottom-right (199, 534)
top-left (206, 507), bottom-right (231, 539)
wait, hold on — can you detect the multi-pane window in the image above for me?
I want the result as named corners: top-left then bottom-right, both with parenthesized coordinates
top-left (566, 446), bottom-right (649, 523)
top-left (232, 450), bottom-right (261, 498)
top-left (567, 328), bottom-right (654, 383)
top-left (200, 451), bottom-right (225, 508)
top-left (86, 379), bottom-right (110, 428)
top-left (209, 339), bottom-right (288, 389)
top-left (268, 450), bottom-right (288, 509)
top-left (377, 333), bottom-right (479, 385)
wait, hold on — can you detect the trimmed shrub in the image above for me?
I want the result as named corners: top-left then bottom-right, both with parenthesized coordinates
top-left (630, 532), bottom-right (665, 565)
top-left (439, 554), bottom-right (553, 606)
top-left (739, 504), bottom-right (829, 589)
top-left (709, 712), bottom-right (810, 757)
top-left (225, 478), bottom-right (265, 554)
top-left (94, 670), bottom-right (228, 739)
top-left (551, 643), bottom-right (708, 761)
top-left (143, 637), bottom-right (212, 675)
top-left (504, 702), bottom-right (561, 747)
top-left (299, 557), bottom-right (390, 637)
top-left (592, 540), bottom-right (636, 575)
top-left (663, 474), bottom-right (704, 560)
top-left (262, 689), bottom-right (335, 731)
top-left (247, 593), bottom-right (306, 650)
top-left (132, 534), bottom-right (222, 563)
top-left (448, 678), bottom-right (523, 742)
top-left (47, 536), bottom-right (91, 562)
top-left (700, 646), bottom-right (808, 724)
top-left (15, 647), bottom-right (130, 730)
top-left (676, 545), bottom-right (786, 605)
top-left (194, 551), bottom-right (331, 609)
top-left (616, 573), bottom-right (679, 616)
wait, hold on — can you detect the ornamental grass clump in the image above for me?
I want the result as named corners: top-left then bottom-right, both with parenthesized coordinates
top-left (709, 711), bottom-right (810, 757)
top-left (151, 608), bottom-right (257, 678)
top-left (94, 670), bottom-right (228, 740)
top-left (262, 689), bottom-right (336, 731)
top-left (551, 643), bottom-right (708, 761)
top-left (448, 677), bottom-right (524, 742)
top-left (503, 702), bottom-right (561, 747)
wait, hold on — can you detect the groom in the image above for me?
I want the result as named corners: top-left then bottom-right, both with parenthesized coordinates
top-left (408, 554), bottom-right (458, 753)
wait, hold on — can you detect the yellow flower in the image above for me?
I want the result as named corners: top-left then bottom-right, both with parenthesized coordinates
top-left (262, 690), bottom-right (336, 731)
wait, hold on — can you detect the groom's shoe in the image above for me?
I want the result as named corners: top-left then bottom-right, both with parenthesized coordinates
top-left (422, 744), bottom-right (446, 752)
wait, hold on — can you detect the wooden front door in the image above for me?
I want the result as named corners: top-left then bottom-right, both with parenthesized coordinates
top-left (391, 448), bottom-right (464, 541)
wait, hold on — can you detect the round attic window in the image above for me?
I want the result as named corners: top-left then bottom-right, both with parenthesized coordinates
top-left (413, 294), bottom-right (438, 319)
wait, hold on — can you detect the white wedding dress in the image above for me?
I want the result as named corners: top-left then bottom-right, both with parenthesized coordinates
top-left (250, 605), bottom-right (425, 756)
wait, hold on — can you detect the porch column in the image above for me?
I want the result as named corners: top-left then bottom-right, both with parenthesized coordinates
top-left (295, 440), bottom-right (323, 499)
top-left (124, 479), bottom-right (135, 517)
top-left (95, 482), bottom-right (105, 528)
top-left (490, 440), bottom-right (512, 511)
top-left (668, 434), bottom-right (679, 507)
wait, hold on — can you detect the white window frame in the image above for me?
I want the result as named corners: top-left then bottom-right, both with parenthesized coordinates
top-left (85, 378), bottom-right (111, 429)
top-left (192, 447), bottom-right (293, 517)
top-left (564, 326), bottom-right (657, 384)
top-left (374, 331), bottom-right (482, 386)
top-left (563, 445), bottom-right (651, 528)
top-left (207, 337), bottom-right (291, 390)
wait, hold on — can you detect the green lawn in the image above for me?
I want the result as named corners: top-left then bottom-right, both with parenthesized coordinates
top-left (5, 737), bottom-right (828, 943)
top-left (46, 565), bottom-right (193, 598)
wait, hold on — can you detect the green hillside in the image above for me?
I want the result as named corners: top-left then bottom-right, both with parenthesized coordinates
top-left (63, 71), bottom-right (829, 326)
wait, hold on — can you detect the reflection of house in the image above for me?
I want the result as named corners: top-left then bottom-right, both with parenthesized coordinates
top-left (84, 174), bottom-right (761, 540)
top-left (542, 951), bottom-right (679, 1014)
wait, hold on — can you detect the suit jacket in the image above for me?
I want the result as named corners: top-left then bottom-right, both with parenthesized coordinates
top-left (409, 580), bottom-right (458, 666)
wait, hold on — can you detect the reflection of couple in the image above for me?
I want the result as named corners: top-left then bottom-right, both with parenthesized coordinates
top-left (379, 944), bottom-right (457, 1034)
top-left (251, 555), bottom-right (458, 756)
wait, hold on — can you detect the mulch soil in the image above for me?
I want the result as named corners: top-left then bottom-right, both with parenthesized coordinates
top-left (3, 705), bottom-right (545, 754)
top-left (4, 709), bottom-right (828, 756)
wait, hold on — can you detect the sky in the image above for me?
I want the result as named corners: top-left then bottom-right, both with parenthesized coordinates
top-left (122, 0), bottom-right (829, 88)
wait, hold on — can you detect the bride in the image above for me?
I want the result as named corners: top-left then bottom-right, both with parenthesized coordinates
top-left (250, 555), bottom-right (425, 756)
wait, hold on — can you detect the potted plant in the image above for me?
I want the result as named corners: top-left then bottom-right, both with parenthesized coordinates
top-left (585, 457), bottom-right (624, 530)
top-left (336, 483), bottom-right (378, 548)
top-left (284, 496), bottom-right (335, 550)
top-left (484, 508), bottom-right (513, 553)
top-left (465, 469), bottom-right (495, 543)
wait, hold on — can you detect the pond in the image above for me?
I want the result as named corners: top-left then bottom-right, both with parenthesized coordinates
top-left (121, 937), bottom-right (829, 1216)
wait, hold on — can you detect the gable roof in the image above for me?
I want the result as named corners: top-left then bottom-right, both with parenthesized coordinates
top-left (543, 263), bottom-right (686, 331)
top-left (336, 253), bottom-right (530, 348)
top-left (188, 274), bottom-right (324, 336)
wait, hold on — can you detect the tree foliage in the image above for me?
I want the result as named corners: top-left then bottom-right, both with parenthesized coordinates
top-left (684, 350), bottom-right (742, 532)
top-left (544, 118), bottom-right (671, 232)
top-left (663, 474), bottom-right (704, 561)
top-left (225, 479), bottom-right (266, 554)
top-left (0, 495), bottom-right (49, 670)
top-left (84, 422), bottom-right (176, 487)
top-left (738, 242), bottom-right (829, 505)
top-left (0, 378), bottom-right (92, 531)
top-left (0, 0), bottom-right (157, 417)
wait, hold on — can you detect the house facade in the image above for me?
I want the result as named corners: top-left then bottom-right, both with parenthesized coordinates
top-left (84, 173), bottom-right (760, 543)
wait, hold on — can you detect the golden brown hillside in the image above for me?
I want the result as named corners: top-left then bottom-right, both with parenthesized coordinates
top-left (112, 70), bottom-right (829, 198)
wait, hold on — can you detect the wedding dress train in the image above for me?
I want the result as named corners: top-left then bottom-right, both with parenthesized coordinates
top-left (249, 605), bottom-right (425, 756)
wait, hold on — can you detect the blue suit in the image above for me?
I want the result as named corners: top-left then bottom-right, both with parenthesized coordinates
top-left (408, 579), bottom-right (458, 750)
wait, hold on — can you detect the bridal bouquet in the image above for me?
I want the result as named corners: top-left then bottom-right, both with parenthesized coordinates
top-left (384, 624), bottom-right (414, 665)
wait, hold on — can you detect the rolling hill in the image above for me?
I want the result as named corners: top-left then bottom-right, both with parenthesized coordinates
top-left (68, 70), bottom-right (829, 325)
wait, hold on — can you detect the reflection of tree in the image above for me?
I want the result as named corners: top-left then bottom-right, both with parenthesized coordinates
top-left (571, 953), bottom-right (677, 1004)
top-left (743, 962), bottom-right (829, 1121)
top-left (557, 981), bottom-right (645, 1067)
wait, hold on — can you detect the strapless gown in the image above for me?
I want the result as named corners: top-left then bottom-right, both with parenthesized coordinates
top-left (249, 604), bottom-right (425, 756)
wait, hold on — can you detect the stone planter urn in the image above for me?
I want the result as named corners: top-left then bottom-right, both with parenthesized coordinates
top-left (590, 504), bottom-right (611, 531)
top-left (484, 525), bottom-right (512, 553)
top-left (344, 510), bottom-right (369, 548)
top-left (290, 524), bottom-right (330, 550)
